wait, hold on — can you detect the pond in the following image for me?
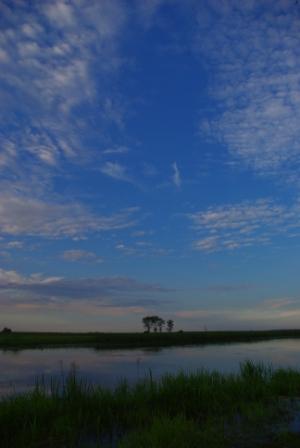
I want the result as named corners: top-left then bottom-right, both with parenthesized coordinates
top-left (1, 338), bottom-right (300, 397)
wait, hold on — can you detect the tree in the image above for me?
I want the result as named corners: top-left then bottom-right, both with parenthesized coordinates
top-left (167, 319), bottom-right (174, 332)
top-left (142, 315), bottom-right (165, 332)
top-left (142, 316), bottom-right (174, 333)
top-left (157, 318), bottom-right (165, 332)
top-left (150, 315), bottom-right (160, 332)
top-left (142, 316), bottom-right (152, 333)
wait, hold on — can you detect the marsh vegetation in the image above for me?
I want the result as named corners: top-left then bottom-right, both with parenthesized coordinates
top-left (1, 362), bottom-right (300, 447)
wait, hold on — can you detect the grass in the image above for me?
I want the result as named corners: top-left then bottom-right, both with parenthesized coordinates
top-left (1, 329), bottom-right (300, 349)
top-left (1, 362), bottom-right (300, 447)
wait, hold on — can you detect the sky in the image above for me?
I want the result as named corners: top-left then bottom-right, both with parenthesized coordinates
top-left (1, 0), bottom-right (300, 332)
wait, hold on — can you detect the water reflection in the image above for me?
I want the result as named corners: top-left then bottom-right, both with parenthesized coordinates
top-left (1, 339), bottom-right (300, 396)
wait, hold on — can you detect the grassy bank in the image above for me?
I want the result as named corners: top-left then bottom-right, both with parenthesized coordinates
top-left (1, 362), bottom-right (300, 447)
top-left (1, 329), bottom-right (300, 349)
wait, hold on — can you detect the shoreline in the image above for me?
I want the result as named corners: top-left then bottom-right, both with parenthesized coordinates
top-left (1, 329), bottom-right (300, 350)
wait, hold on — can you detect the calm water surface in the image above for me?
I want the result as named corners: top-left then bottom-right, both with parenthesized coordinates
top-left (1, 338), bottom-right (300, 396)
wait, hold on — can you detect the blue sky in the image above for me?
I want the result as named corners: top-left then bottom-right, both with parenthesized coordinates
top-left (1, 0), bottom-right (300, 331)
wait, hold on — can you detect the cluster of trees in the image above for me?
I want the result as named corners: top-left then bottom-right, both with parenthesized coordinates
top-left (142, 316), bottom-right (174, 333)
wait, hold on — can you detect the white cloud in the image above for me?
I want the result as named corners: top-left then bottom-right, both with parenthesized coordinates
top-left (44, 1), bottom-right (75, 27)
top-left (0, 269), bottom-right (171, 309)
top-left (172, 161), bottom-right (181, 188)
top-left (62, 250), bottom-right (103, 263)
top-left (6, 241), bottom-right (24, 249)
top-left (0, 268), bottom-right (62, 286)
top-left (193, 236), bottom-right (218, 252)
top-left (0, 193), bottom-right (138, 238)
top-left (100, 161), bottom-right (130, 182)
top-left (0, 48), bottom-right (8, 62)
top-left (196, 1), bottom-right (300, 180)
top-left (102, 146), bottom-right (129, 155)
top-left (0, 0), bottom-right (129, 196)
top-left (115, 243), bottom-right (136, 255)
top-left (115, 239), bottom-right (170, 257)
top-left (0, 269), bottom-right (27, 285)
top-left (189, 198), bottom-right (300, 252)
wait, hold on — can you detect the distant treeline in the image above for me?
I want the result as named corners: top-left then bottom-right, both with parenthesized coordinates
top-left (142, 316), bottom-right (174, 333)
top-left (1, 329), bottom-right (300, 349)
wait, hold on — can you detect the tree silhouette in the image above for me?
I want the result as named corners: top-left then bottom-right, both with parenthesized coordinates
top-left (150, 315), bottom-right (160, 332)
top-left (142, 316), bottom-right (174, 333)
top-left (167, 319), bottom-right (174, 332)
top-left (142, 316), bottom-right (152, 333)
top-left (142, 315), bottom-right (161, 332)
top-left (158, 318), bottom-right (165, 332)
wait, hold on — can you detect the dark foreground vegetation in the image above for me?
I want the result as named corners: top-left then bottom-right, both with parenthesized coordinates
top-left (2, 329), bottom-right (300, 349)
top-left (2, 362), bottom-right (300, 447)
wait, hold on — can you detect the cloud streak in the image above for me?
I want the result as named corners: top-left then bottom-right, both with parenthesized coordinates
top-left (0, 194), bottom-right (138, 238)
top-left (172, 161), bottom-right (182, 188)
top-left (62, 250), bottom-right (103, 263)
top-left (0, 269), bottom-right (172, 310)
top-left (174, 296), bottom-right (300, 329)
top-left (100, 161), bottom-right (131, 182)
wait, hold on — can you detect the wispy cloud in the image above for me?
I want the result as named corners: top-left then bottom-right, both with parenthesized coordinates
top-left (172, 161), bottom-right (182, 188)
top-left (0, 0), bottom-right (132, 236)
top-left (5, 241), bottom-right (24, 249)
top-left (62, 250), bottom-right (103, 263)
top-left (196, 1), bottom-right (300, 180)
top-left (0, 0), bottom-right (129, 210)
top-left (0, 268), bottom-right (62, 286)
top-left (201, 283), bottom-right (254, 294)
top-left (115, 240), bottom-right (170, 257)
top-left (174, 296), bottom-right (300, 329)
top-left (0, 193), bottom-right (138, 238)
top-left (0, 268), bottom-right (172, 310)
top-left (102, 146), bottom-right (129, 155)
top-left (193, 236), bottom-right (218, 252)
top-left (100, 161), bottom-right (131, 182)
top-left (189, 198), bottom-right (300, 252)
top-left (262, 297), bottom-right (297, 309)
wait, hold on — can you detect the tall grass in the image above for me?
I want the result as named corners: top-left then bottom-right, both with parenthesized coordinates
top-left (1, 361), bottom-right (300, 447)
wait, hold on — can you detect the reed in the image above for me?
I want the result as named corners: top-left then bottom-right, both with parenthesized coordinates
top-left (1, 361), bottom-right (300, 447)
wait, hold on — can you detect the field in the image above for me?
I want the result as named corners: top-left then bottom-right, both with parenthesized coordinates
top-left (1, 361), bottom-right (300, 447)
top-left (1, 329), bottom-right (300, 349)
